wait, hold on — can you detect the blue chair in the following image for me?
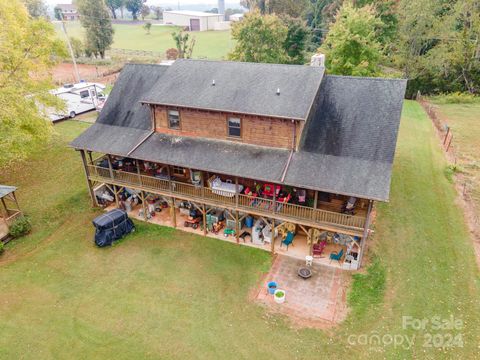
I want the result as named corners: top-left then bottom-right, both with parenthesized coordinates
top-left (281, 232), bottom-right (294, 250)
top-left (329, 248), bottom-right (344, 263)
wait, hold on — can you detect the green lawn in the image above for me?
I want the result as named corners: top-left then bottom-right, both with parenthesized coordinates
top-left (0, 101), bottom-right (479, 358)
top-left (55, 22), bottom-right (234, 60)
top-left (428, 100), bottom-right (480, 212)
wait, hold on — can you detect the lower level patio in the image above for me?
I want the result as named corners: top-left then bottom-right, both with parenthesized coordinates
top-left (255, 255), bottom-right (348, 326)
top-left (105, 197), bottom-right (356, 270)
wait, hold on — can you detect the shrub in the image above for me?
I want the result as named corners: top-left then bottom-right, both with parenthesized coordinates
top-left (444, 164), bottom-right (461, 183)
top-left (431, 92), bottom-right (478, 104)
top-left (0, 241), bottom-right (4, 254)
top-left (9, 216), bottom-right (32, 238)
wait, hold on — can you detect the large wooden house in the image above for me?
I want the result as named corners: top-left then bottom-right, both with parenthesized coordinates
top-left (71, 59), bottom-right (406, 269)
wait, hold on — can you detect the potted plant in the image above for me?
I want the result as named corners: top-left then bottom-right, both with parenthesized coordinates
top-left (274, 289), bottom-right (286, 304)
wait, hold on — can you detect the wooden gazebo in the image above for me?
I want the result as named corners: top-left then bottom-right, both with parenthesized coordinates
top-left (0, 185), bottom-right (22, 241)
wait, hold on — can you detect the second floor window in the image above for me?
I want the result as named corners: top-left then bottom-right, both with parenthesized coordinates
top-left (168, 109), bottom-right (180, 129)
top-left (227, 117), bottom-right (241, 137)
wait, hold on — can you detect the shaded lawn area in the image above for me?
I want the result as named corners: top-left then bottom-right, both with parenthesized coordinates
top-left (55, 22), bottom-right (233, 60)
top-left (0, 101), bottom-right (479, 358)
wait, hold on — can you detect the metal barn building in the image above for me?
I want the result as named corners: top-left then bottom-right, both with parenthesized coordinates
top-left (163, 10), bottom-right (225, 31)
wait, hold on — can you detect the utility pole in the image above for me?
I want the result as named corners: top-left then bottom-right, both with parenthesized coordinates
top-left (60, 16), bottom-right (80, 83)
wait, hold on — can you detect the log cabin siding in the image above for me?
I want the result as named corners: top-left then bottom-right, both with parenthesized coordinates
top-left (153, 105), bottom-right (296, 149)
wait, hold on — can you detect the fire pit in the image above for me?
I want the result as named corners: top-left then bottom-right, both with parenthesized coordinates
top-left (298, 267), bottom-right (312, 279)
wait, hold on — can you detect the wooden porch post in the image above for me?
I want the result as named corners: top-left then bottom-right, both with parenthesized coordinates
top-left (79, 150), bottom-right (95, 206)
top-left (11, 192), bottom-right (21, 213)
top-left (235, 210), bottom-right (240, 243)
top-left (87, 151), bottom-right (93, 165)
top-left (271, 218), bottom-right (275, 254)
top-left (0, 197), bottom-right (8, 218)
top-left (171, 197), bottom-right (177, 228)
top-left (272, 185), bottom-right (276, 214)
top-left (136, 160), bottom-right (142, 185)
top-left (114, 186), bottom-right (120, 208)
top-left (358, 200), bottom-right (373, 268)
top-left (106, 155), bottom-right (114, 180)
top-left (313, 191), bottom-right (318, 209)
top-left (202, 204), bottom-right (207, 236)
top-left (308, 228), bottom-right (314, 256)
top-left (234, 177), bottom-right (239, 207)
top-left (141, 191), bottom-right (148, 221)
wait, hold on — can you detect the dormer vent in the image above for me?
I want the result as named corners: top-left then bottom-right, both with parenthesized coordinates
top-left (276, 88), bottom-right (281, 95)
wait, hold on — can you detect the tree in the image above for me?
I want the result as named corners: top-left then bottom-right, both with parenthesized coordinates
top-left (267, 0), bottom-right (309, 18)
top-left (69, 37), bottom-right (84, 58)
top-left (125, 0), bottom-right (145, 20)
top-left (228, 10), bottom-right (288, 63)
top-left (353, 0), bottom-right (398, 46)
top-left (171, 30), bottom-right (196, 59)
top-left (106, 0), bottom-right (123, 19)
top-left (320, 2), bottom-right (383, 76)
top-left (151, 5), bottom-right (163, 20)
top-left (305, 0), bottom-right (341, 45)
top-left (282, 16), bottom-right (309, 64)
top-left (241, 0), bottom-right (308, 17)
top-left (54, 6), bottom-right (63, 20)
top-left (77, 0), bottom-right (114, 59)
top-left (143, 21), bottom-right (151, 34)
top-left (0, 0), bottom-right (66, 167)
top-left (22, 0), bottom-right (48, 18)
top-left (140, 4), bottom-right (150, 20)
top-left (393, 0), bottom-right (451, 96)
top-left (228, 10), bottom-right (309, 64)
top-left (424, 0), bottom-right (480, 94)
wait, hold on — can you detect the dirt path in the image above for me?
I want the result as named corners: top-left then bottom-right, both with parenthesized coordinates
top-left (51, 63), bottom-right (121, 85)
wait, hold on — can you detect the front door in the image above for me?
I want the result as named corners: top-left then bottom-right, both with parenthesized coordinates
top-left (190, 18), bottom-right (200, 31)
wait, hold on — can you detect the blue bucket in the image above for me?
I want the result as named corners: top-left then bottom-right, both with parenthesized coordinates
top-left (267, 281), bottom-right (277, 294)
top-left (245, 216), bottom-right (254, 228)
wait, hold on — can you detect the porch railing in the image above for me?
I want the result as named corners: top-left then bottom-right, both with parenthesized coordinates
top-left (86, 165), bottom-right (366, 232)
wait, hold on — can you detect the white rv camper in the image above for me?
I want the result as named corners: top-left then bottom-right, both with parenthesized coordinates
top-left (48, 82), bottom-right (106, 122)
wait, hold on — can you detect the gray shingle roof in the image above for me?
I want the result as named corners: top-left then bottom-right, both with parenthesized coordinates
top-left (70, 63), bottom-right (406, 201)
top-left (141, 59), bottom-right (325, 120)
top-left (130, 133), bottom-right (290, 183)
top-left (286, 75), bottom-right (407, 200)
top-left (0, 185), bottom-right (16, 198)
top-left (97, 63), bottom-right (169, 130)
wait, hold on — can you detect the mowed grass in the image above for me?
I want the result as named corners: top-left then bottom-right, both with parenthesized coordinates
top-left (0, 101), bottom-right (479, 358)
top-left (54, 22), bottom-right (234, 60)
top-left (429, 100), bottom-right (480, 214)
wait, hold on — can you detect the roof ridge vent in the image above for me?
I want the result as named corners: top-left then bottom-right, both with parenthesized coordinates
top-left (276, 88), bottom-right (280, 95)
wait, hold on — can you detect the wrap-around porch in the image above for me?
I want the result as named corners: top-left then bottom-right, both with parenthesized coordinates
top-left (81, 152), bottom-right (374, 269)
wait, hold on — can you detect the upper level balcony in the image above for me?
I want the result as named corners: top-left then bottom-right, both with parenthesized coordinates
top-left (84, 155), bottom-right (370, 237)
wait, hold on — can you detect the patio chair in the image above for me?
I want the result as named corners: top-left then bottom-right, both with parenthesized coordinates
top-left (281, 231), bottom-right (295, 250)
top-left (329, 248), bottom-right (344, 263)
top-left (312, 240), bottom-right (327, 258)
